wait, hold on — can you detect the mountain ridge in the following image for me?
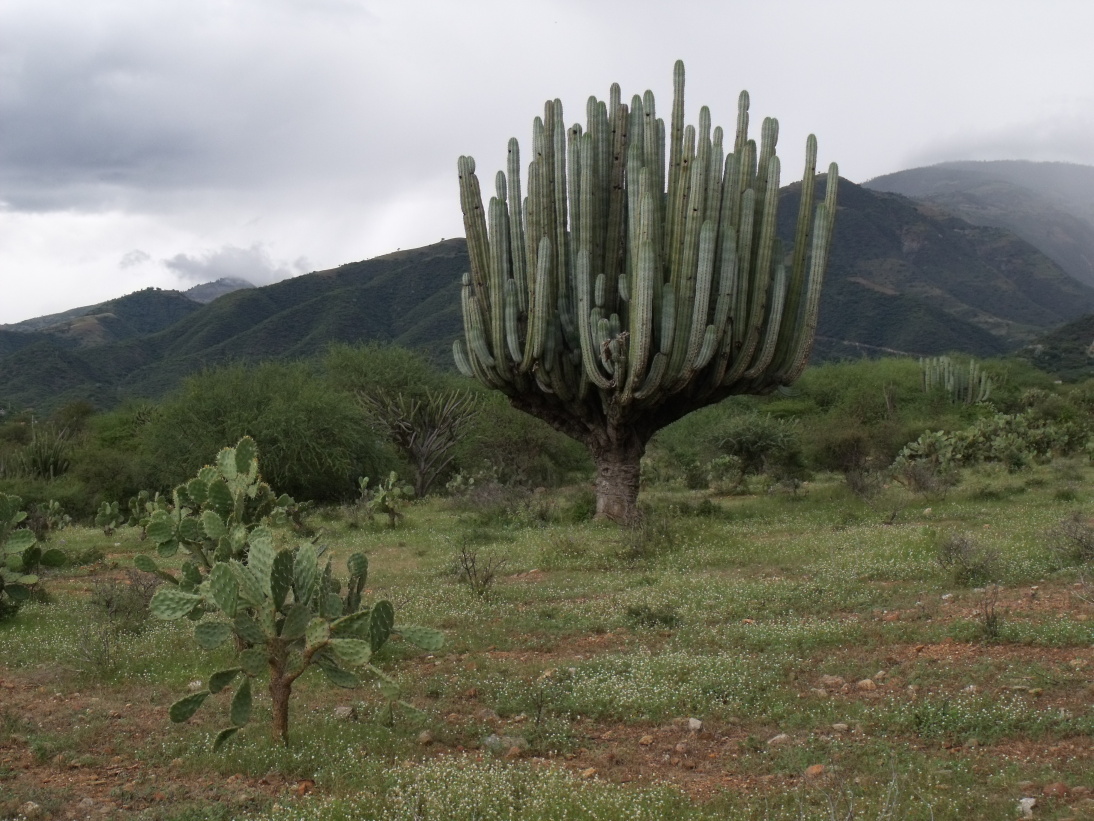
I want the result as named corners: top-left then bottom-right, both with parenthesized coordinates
top-left (4, 180), bottom-right (1093, 413)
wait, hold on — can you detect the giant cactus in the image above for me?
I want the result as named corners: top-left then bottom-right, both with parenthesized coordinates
top-left (455, 61), bottom-right (838, 521)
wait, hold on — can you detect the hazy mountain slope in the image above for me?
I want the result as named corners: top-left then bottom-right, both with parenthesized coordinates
top-left (1023, 313), bottom-right (1094, 382)
top-left (182, 277), bottom-right (255, 304)
top-left (779, 177), bottom-right (1094, 357)
top-left (4, 187), bottom-right (1092, 413)
top-left (864, 161), bottom-right (1094, 289)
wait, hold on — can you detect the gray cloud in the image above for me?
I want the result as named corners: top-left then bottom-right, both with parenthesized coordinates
top-left (163, 244), bottom-right (307, 284)
top-left (119, 249), bottom-right (151, 269)
top-left (3, 0), bottom-right (1094, 323)
top-left (908, 112), bottom-right (1094, 171)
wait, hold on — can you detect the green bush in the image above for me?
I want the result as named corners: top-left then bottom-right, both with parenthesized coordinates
top-left (141, 361), bottom-right (388, 502)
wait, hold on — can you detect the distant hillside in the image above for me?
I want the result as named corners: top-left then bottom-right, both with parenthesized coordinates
top-left (4, 184), bottom-right (1093, 414)
top-left (183, 277), bottom-right (255, 304)
top-left (780, 177), bottom-right (1094, 359)
top-left (0, 241), bottom-right (467, 411)
top-left (1022, 313), bottom-right (1094, 382)
top-left (864, 161), bottom-right (1094, 289)
top-left (1, 288), bottom-right (203, 347)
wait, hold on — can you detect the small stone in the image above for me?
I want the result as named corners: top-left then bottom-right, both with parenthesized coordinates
top-left (688, 717), bottom-right (703, 732)
top-left (1043, 782), bottom-right (1069, 797)
top-left (475, 708), bottom-right (501, 722)
top-left (964, 685), bottom-right (980, 694)
top-left (482, 734), bottom-right (528, 754)
top-left (333, 705), bottom-right (357, 721)
top-left (1029, 688), bottom-right (1044, 697)
top-left (505, 746), bottom-right (523, 759)
top-left (856, 679), bottom-right (877, 692)
top-left (674, 742), bottom-right (688, 754)
top-left (1071, 786), bottom-right (1091, 797)
top-left (874, 671), bottom-right (887, 681)
top-left (804, 764), bottom-right (826, 778)
top-left (639, 735), bottom-right (654, 746)
top-left (767, 733), bottom-right (791, 747)
top-left (187, 680), bottom-right (204, 693)
top-left (19, 802), bottom-right (41, 819)
top-left (1017, 797), bottom-right (1036, 819)
top-left (819, 675), bottom-right (845, 688)
top-left (941, 593), bottom-right (954, 601)
top-left (581, 767), bottom-right (597, 779)
top-left (417, 730), bottom-right (434, 746)
top-left (831, 723), bottom-right (850, 733)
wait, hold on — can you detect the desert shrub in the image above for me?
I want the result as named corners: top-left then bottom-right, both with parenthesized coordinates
top-left (452, 540), bottom-right (507, 598)
top-left (16, 424), bottom-right (73, 480)
top-left (1049, 511), bottom-right (1094, 566)
top-left (615, 507), bottom-right (678, 565)
top-left (934, 532), bottom-right (1001, 586)
top-left (142, 361), bottom-right (388, 502)
top-left (87, 570), bottom-right (160, 635)
top-left (625, 604), bottom-right (680, 629)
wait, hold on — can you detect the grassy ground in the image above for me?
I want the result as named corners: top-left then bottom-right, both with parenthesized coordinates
top-left (1, 461), bottom-right (1093, 820)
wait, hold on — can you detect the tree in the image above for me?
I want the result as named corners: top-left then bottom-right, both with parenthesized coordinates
top-left (453, 61), bottom-right (838, 521)
top-left (358, 389), bottom-right (480, 497)
top-left (142, 361), bottom-right (384, 502)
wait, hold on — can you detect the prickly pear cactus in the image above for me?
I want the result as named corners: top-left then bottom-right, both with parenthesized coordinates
top-left (95, 501), bottom-right (125, 535)
top-left (151, 538), bottom-right (442, 747)
top-left (0, 493), bottom-right (49, 618)
top-left (359, 472), bottom-right (414, 527)
top-left (136, 437), bottom-right (295, 588)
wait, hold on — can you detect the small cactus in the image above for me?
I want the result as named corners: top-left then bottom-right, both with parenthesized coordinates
top-left (151, 535), bottom-right (442, 747)
top-left (358, 472), bottom-right (414, 528)
top-left (1, 493), bottom-right (62, 618)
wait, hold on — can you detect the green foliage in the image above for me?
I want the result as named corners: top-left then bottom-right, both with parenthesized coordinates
top-left (0, 493), bottom-right (64, 619)
top-left (455, 393), bottom-right (593, 488)
top-left (136, 437), bottom-right (294, 584)
top-left (95, 501), bottom-right (125, 535)
top-left (358, 473), bottom-right (414, 528)
top-left (15, 423), bottom-right (72, 480)
top-left (359, 388), bottom-right (481, 497)
top-left (324, 342), bottom-right (453, 399)
top-left (712, 413), bottom-right (805, 488)
top-left (151, 539), bottom-right (443, 746)
top-left (894, 410), bottom-right (1089, 476)
top-left (142, 361), bottom-right (385, 502)
top-left (23, 499), bottom-right (71, 542)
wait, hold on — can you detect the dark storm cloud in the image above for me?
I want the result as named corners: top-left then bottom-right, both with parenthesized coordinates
top-left (164, 244), bottom-right (307, 284)
top-left (0, 0), bottom-right (418, 212)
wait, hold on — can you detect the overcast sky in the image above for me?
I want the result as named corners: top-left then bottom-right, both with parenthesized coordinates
top-left (2, 0), bottom-right (1093, 324)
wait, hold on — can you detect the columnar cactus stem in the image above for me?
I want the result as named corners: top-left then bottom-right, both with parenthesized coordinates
top-left (455, 61), bottom-right (838, 522)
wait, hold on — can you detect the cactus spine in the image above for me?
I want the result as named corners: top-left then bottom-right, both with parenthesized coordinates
top-left (456, 61), bottom-right (838, 522)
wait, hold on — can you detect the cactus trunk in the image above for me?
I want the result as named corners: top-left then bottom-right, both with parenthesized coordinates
top-left (591, 433), bottom-right (645, 523)
top-left (269, 654), bottom-right (292, 746)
